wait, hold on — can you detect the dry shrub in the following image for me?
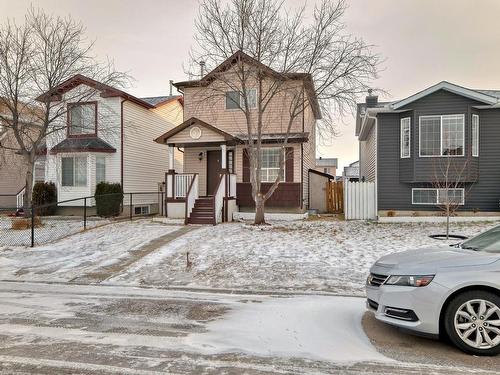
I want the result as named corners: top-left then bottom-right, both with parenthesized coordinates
top-left (11, 217), bottom-right (42, 230)
top-left (387, 210), bottom-right (396, 217)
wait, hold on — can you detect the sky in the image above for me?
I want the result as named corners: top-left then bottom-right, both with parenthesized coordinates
top-left (2, 0), bottom-right (500, 173)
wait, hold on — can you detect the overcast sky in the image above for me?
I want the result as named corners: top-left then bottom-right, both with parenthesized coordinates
top-left (2, 0), bottom-right (500, 173)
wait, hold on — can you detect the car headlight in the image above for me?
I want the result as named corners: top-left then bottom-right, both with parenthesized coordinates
top-left (385, 275), bottom-right (434, 287)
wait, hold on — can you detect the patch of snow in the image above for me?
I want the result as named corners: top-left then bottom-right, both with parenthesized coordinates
top-left (379, 216), bottom-right (500, 223)
top-left (0, 220), bottom-right (182, 282)
top-left (111, 220), bottom-right (495, 295)
top-left (188, 295), bottom-right (389, 363)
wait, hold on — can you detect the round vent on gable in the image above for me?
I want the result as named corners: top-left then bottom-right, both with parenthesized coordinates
top-left (189, 126), bottom-right (202, 140)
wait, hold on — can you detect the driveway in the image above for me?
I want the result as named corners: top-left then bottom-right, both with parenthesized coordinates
top-left (0, 281), bottom-right (498, 374)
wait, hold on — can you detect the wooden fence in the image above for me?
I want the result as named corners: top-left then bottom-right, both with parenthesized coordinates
top-left (326, 181), bottom-right (344, 213)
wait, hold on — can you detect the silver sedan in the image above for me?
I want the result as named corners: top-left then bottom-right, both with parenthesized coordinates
top-left (366, 225), bottom-right (500, 356)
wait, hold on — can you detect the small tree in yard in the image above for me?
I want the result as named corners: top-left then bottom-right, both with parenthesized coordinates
top-left (431, 153), bottom-right (475, 240)
top-left (189, 0), bottom-right (382, 224)
top-left (0, 7), bottom-right (127, 209)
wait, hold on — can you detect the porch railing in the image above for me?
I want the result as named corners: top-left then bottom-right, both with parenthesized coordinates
top-left (16, 186), bottom-right (26, 209)
top-left (228, 173), bottom-right (237, 198)
top-left (213, 174), bottom-right (225, 224)
top-left (184, 174), bottom-right (199, 224)
top-left (175, 174), bottom-right (194, 198)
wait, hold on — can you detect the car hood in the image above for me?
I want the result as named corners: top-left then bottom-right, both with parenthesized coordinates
top-left (371, 246), bottom-right (500, 275)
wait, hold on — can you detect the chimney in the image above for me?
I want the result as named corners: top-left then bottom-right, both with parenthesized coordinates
top-left (169, 80), bottom-right (173, 96)
top-left (199, 61), bottom-right (205, 78)
top-left (366, 88), bottom-right (378, 108)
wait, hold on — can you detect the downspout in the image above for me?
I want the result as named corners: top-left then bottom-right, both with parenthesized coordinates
top-left (301, 84), bottom-right (305, 210)
top-left (121, 98), bottom-right (128, 188)
top-left (365, 112), bottom-right (378, 219)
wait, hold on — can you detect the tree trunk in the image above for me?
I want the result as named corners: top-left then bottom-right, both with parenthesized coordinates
top-left (446, 206), bottom-right (450, 240)
top-left (254, 194), bottom-right (266, 225)
top-left (24, 159), bottom-right (34, 211)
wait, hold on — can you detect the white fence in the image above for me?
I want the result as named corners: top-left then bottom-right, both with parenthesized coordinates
top-left (344, 181), bottom-right (376, 220)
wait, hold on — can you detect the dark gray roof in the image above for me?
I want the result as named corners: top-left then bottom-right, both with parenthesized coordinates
top-left (235, 132), bottom-right (309, 143)
top-left (140, 95), bottom-right (181, 106)
top-left (474, 90), bottom-right (500, 99)
top-left (50, 137), bottom-right (116, 154)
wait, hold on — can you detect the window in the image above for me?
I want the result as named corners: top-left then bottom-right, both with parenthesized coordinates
top-left (260, 147), bottom-right (284, 183)
top-left (419, 115), bottom-right (464, 157)
top-left (96, 156), bottom-right (106, 184)
top-left (134, 205), bottom-right (150, 215)
top-left (472, 114), bottom-right (479, 157)
top-left (61, 156), bottom-right (88, 187)
top-left (400, 117), bottom-right (411, 158)
top-left (225, 89), bottom-right (257, 110)
top-left (227, 150), bottom-right (234, 173)
top-left (68, 103), bottom-right (97, 136)
top-left (34, 156), bottom-right (46, 182)
top-left (412, 188), bottom-right (464, 205)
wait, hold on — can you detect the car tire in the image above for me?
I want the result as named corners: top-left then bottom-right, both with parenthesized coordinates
top-left (444, 290), bottom-right (500, 356)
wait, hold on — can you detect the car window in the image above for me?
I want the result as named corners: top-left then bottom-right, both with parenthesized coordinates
top-left (461, 225), bottom-right (500, 253)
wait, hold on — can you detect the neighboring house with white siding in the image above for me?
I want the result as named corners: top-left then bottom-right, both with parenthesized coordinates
top-left (41, 74), bottom-right (182, 213)
top-left (154, 51), bottom-right (320, 224)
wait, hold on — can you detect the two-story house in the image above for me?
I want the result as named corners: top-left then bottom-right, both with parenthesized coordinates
top-left (356, 81), bottom-right (500, 217)
top-left (155, 51), bottom-right (320, 224)
top-left (40, 74), bottom-right (183, 215)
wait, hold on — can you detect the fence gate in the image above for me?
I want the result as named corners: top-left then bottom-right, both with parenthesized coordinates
top-left (344, 181), bottom-right (376, 220)
top-left (326, 181), bottom-right (344, 213)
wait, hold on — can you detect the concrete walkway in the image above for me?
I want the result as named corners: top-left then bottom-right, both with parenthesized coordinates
top-left (71, 225), bottom-right (200, 283)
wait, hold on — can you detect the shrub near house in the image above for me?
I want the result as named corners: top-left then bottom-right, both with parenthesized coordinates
top-left (95, 182), bottom-right (123, 217)
top-left (32, 182), bottom-right (57, 216)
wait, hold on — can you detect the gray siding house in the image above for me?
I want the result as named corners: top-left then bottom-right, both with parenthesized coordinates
top-left (356, 82), bottom-right (500, 216)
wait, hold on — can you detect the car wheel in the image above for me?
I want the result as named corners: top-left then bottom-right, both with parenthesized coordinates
top-left (444, 290), bottom-right (500, 356)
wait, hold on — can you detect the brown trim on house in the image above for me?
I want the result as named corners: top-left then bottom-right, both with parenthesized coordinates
top-left (167, 198), bottom-right (186, 203)
top-left (236, 182), bottom-right (301, 208)
top-left (242, 148), bottom-right (250, 182)
top-left (169, 141), bottom-right (240, 148)
top-left (36, 74), bottom-right (154, 109)
top-left (49, 147), bottom-right (116, 155)
top-left (285, 147), bottom-right (293, 182)
top-left (67, 101), bottom-right (98, 138)
top-left (154, 117), bottom-right (241, 144)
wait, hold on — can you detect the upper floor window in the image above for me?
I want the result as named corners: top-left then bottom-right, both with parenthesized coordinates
top-left (225, 89), bottom-right (257, 110)
top-left (419, 114), bottom-right (464, 157)
top-left (68, 102), bottom-right (97, 136)
top-left (472, 114), bottom-right (479, 157)
top-left (400, 117), bottom-right (411, 158)
top-left (260, 147), bottom-right (284, 183)
top-left (96, 156), bottom-right (106, 184)
top-left (62, 156), bottom-right (87, 187)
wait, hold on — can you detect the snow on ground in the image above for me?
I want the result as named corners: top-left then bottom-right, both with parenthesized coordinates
top-left (0, 216), bottom-right (110, 247)
top-left (111, 219), bottom-right (498, 295)
top-left (0, 220), bottom-right (181, 282)
top-left (188, 295), bottom-right (388, 363)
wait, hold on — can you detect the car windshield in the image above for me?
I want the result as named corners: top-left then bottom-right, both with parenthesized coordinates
top-left (460, 225), bottom-right (500, 253)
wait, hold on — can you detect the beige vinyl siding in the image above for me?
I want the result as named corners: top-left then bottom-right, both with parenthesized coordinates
top-left (151, 100), bottom-right (183, 126)
top-left (301, 104), bottom-right (316, 208)
top-left (0, 131), bottom-right (27, 206)
top-left (123, 101), bottom-right (172, 197)
top-left (359, 123), bottom-right (377, 182)
top-left (183, 147), bottom-right (208, 196)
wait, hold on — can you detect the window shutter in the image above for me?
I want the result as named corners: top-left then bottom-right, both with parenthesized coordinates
top-left (285, 147), bottom-right (294, 182)
top-left (242, 148), bottom-right (250, 182)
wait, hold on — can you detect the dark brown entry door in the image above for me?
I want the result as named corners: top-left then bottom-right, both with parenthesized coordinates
top-left (206, 150), bottom-right (222, 195)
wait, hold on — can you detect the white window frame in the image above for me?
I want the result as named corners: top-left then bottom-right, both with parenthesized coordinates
top-left (418, 114), bottom-right (465, 157)
top-left (411, 188), bottom-right (465, 205)
top-left (134, 205), bottom-right (150, 215)
top-left (61, 156), bottom-right (88, 187)
top-left (260, 147), bottom-right (285, 183)
top-left (472, 114), bottom-right (479, 157)
top-left (225, 88), bottom-right (257, 110)
top-left (400, 117), bottom-right (411, 158)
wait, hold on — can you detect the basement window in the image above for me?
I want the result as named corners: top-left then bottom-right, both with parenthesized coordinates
top-left (412, 188), bottom-right (464, 205)
top-left (134, 205), bottom-right (150, 215)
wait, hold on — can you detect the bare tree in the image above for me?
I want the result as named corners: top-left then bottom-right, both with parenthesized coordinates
top-left (189, 0), bottom-right (382, 224)
top-left (431, 153), bottom-right (475, 239)
top-left (0, 7), bottom-right (127, 209)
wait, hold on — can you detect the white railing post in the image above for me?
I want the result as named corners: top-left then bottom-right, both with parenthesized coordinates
top-left (16, 187), bottom-right (26, 209)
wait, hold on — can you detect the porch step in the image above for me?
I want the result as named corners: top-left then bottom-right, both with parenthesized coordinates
top-left (188, 197), bottom-right (215, 225)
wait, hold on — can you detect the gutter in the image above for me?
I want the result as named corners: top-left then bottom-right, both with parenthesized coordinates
top-left (365, 112), bottom-right (378, 219)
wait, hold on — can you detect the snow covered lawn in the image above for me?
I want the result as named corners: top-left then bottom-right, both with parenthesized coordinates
top-left (111, 220), bottom-right (498, 295)
top-left (0, 220), bottom-right (182, 282)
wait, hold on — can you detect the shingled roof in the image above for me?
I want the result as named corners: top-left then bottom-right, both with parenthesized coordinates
top-left (50, 137), bottom-right (116, 154)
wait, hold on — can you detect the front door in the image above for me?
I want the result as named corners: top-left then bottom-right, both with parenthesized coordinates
top-left (206, 150), bottom-right (222, 195)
